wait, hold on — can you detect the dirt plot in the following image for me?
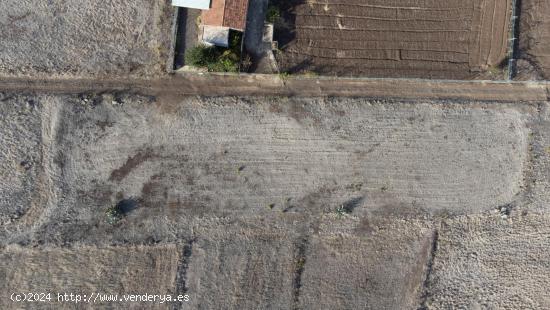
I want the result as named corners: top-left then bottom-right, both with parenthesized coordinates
top-left (517, 0), bottom-right (550, 80)
top-left (426, 213), bottom-right (550, 309)
top-left (0, 244), bottom-right (179, 309)
top-left (0, 93), bottom-right (532, 246)
top-left (185, 224), bottom-right (298, 309)
top-left (298, 217), bottom-right (433, 310)
top-left (0, 0), bottom-right (174, 78)
top-left (1, 93), bottom-right (550, 309)
top-left (274, 0), bottom-right (512, 79)
top-left (0, 97), bottom-right (45, 228)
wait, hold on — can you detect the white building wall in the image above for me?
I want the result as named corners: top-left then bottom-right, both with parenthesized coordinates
top-left (172, 0), bottom-right (211, 10)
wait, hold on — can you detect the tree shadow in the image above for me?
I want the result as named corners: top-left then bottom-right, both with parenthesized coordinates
top-left (271, 0), bottom-right (306, 49)
top-left (116, 198), bottom-right (139, 215)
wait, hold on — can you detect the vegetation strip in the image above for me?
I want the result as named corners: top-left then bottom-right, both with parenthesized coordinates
top-left (507, 0), bottom-right (521, 80)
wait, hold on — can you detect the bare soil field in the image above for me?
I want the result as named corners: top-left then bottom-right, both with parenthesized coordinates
top-left (0, 93), bottom-right (532, 244)
top-left (426, 213), bottom-right (550, 309)
top-left (0, 0), bottom-right (174, 78)
top-left (1, 92), bottom-right (550, 308)
top-left (273, 0), bottom-right (512, 79)
top-left (517, 0), bottom-right (550, 80)
top-left (1, 244), bottom-right (179, 309)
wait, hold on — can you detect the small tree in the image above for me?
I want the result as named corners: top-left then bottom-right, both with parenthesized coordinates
top-left (266, 5), bottom-right (281, 24)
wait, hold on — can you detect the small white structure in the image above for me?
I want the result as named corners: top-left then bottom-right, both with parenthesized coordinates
top-left (172, 0), bottom-right (249, 48)
top-left (172, 0), bottom-right (211, 10)
top-left (201, 26), bottom-right (230, 47)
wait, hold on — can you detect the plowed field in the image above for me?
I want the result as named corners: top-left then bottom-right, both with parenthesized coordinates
top-left (517, 0), bottom-right (550, 80)
top-left (274, 0), bottom-right (512, 79)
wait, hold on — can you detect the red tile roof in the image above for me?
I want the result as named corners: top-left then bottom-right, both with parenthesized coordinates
top-left (201, 0), bottom-right (249, 31)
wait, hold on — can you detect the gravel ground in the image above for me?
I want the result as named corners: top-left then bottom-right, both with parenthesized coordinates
top-left (0, 0), bottom-right (175, 78)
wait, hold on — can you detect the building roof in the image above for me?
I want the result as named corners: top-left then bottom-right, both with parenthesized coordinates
top-left (201, 0), bottom-right (249, 31)
top-left (172, 0), bottom-right (211, 10)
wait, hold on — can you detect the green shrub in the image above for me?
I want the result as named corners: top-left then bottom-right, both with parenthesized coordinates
top-left (185, 39), bottom-right (241, 73)
top-left (206, 50), bottom-right (238, 72)
top-left (266, 5), bottom-right (281, 24)
top-left (279, 71), bottom-right (291, 79)
top-left (207, 59), bottom-right (238, 72)
top-left (185, 44), bottom-right (218, 67)
top-left (105, 205), bottom-right (122, 225)
top-left (335, 205), bottom-right (352, 217)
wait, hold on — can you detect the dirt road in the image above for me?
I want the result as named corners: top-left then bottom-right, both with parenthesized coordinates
top-left (0, 74), bottom-right (549, 102)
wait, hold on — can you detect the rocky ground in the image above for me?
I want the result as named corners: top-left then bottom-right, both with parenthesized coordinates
top-left (1, 92), bottom-right (549, 309)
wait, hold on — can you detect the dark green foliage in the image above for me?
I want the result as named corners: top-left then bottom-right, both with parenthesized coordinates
top-left (105, 205), bottom-right (122, 225)
top-left (266, 5), bottom-right (281, 24)
top-left (105, 198), bottom-right (138, 225)
top-left (185, 44), bottom-right (218, 67)
top-left (228, 31), bottom-right (242, 54)
top-left (184, 31), bottom-right (244, 73)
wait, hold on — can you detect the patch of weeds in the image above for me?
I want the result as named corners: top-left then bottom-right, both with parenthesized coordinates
top-left (185, 31), bottom-right (243, 73)
top-left (488, 57), bottom-right (508, 78)
top-left (438, 209), bottom-right (452, 219)
top-left (295, 257), bottom-right (306, 270)
top-left (105, 205), bottom-right (123, 225)
top-left (266, 5), bottom-right (281, 24)
top-left (279, 71), bottom-right (291, 79)
top-left (545, 146), bottom-right (550, 155)
top-left (345, 182), bottom-right (363, 191)
top-left (241, 54), bottom-right (253, 72)
top-left (487, 65), bottom-right (502, 76)
top-left (335, 205), bottom-right (350, 217)
top-left (301, 70), bottom-right (318, 77)
top-left (185, 45), bottom-right (239, 72)
top-left (105, 198), bottom-right (139, 225)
